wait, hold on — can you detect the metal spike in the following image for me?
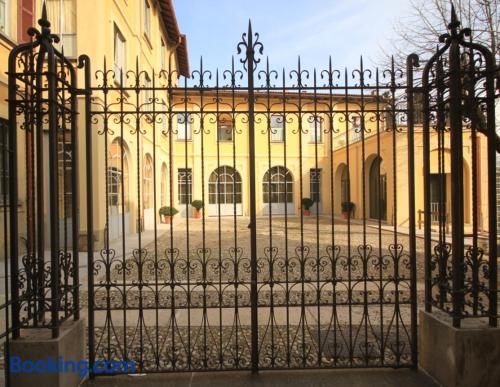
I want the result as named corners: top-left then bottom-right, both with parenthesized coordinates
top-left (41, 0), bottom-right (48, 21)
top-left (450, 3), bottom-right (458, 25)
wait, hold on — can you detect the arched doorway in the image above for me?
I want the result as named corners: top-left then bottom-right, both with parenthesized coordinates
top-left (208, 166), bottom-right (243, 216)
top-left (369, 156), bottom-right (387, 220)
top-left (107, 138), bottom-right (131, 240)
top-left (263, 166), bottom-right (294, 215)
top-left (160, 163), bottom-right (168, 207)
top-left (143, 153), bottom-right (154, 229)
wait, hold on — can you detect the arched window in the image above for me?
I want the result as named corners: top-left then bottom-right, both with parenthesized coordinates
top-left (263, 166), bottom-right (293, 204)
top-left (209, 166), bottom-right (242, 205)
top-left (161, 163), bottom-right (168, 206)
top-left (341, 166), bottom-right (349, 203)
top-left (107, 138), bottom-right (129, 212)
top-left (369, 156), bottom-right (387, 220)
top-left (143, 154), bottom-right (153, 209)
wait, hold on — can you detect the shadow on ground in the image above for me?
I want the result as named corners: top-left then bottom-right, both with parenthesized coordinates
top-left (82, 369), bottom-right (439, 387)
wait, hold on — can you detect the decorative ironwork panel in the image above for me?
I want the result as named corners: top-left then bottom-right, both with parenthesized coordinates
top-left (421, 6), bottom-right (498, 328)
top-left (7, 6), bottom-right (80, 340)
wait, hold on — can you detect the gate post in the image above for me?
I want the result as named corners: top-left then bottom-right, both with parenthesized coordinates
top-left (418, 6), bottom-right (500, 387)
top-left (7, 4), bottom-right (86, 387)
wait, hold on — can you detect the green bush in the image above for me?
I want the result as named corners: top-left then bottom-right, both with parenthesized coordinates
top-left (341, 201), bottom-right (355, 212)
top-left (159, 206), bottom-right (178, 217)
top-left (191, 200), bottom-right (204, 212)
top-left (301, 198), bottom-right (315, 210)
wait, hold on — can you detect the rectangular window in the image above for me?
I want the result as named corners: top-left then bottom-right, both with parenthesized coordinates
top-left (310, 169), bottom-right (321, 204)
top-left (0, 0), bottom-right (7, 34)
top-left (144, 0), bottom-right (151, 40)
top-left (350, 116), bottom-right (362, 143)
top-left (144, 72), bottom-right (152, 104)
top-left (430, 173), bottom-right (447, 222)
top-left (161, 38), bottom-right (166, 70)
top-left (217, 116), bottom-right (233, 142)
top-left (270, 114), bottom-right (284, 142)
top-left (177, 113), bottom-right (192, 140)
top-left (0, 119), bottom-right (8, 203)
top-left (114, 25), bottom-right (126, 84)
top-left (178, 168), bottom-right (192, 205)
top-left (46, 0), bottom-right (77, 56)
top-left (309, 116), bottom-right (323, 143)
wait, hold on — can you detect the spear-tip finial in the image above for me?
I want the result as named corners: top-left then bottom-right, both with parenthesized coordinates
top-left (451, 3), bottom-right (458, 24)
top-left (38, 0), bottom-right (51, 29)
top-left (448, 3), bottom-right (460, 32)
top-left (41, 0), bottom-right (48, 21)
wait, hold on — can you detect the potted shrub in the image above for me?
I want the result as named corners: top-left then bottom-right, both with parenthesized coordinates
top-left (341, 201), bottom-right (355, 219)
top-left (159, 206), bottom-right (178, 224)
top-left (191, 200), bottom-right (204, 219)
top-left (301, 198), bottom-right (315, 216)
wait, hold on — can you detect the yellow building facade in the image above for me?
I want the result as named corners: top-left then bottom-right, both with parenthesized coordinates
top-left (0, 0), bottom-right (491, 254)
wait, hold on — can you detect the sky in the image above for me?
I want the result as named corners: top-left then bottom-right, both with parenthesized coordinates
top-left (173, 0), bottom-right (415, 74)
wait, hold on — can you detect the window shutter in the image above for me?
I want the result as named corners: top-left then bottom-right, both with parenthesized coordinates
top-left (18, 0), bottom-right (35, 42)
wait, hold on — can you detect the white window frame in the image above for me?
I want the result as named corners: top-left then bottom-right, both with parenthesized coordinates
top-left (143, 154), bottom-right (153, 209)
top-left (144, 0), bottom-right (151, 41)
top-left (208, 166), bottom-right (242, 205)
top-left (44, 0), bottom-right (77, 56)
top-left (177, 113), bottom-right (192, 140)
top-left (114, 24), bottom-right (126, 84)
top-left (0, 0), bottom-right (9, 36)
top-left (310, 168), bottom-right (321, 204)
top-left (309, 115), bottom-right (323, 143)
top-left (263, 166), bottom-right (293, 204)
top-left (217, 116), bottom-right (233, 142)
top-left (178, 168), bottom-right (192, 205)
top-left (270, 114), bottom-right (284, 142)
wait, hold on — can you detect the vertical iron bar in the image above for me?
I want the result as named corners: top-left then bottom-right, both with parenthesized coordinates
top-left (448, 37), bottom-right (464, 328)
top-left (35, 47), bottom-right (46, 325)
top-left (47, 46), bottom-right (61, 338)
top-left (78, 54), bottom-right (94, 376)
top-left (246, 21), bottom-right (259, 373)
top-left (406, 53), bottom-right (419, 368)
top-left (422, 63), bottom-right (432, 314)
top-left (69, 63), bottom-right (80, 321)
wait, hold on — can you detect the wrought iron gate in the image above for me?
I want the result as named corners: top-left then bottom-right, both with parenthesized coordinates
top-left (83, 23), bottom-right (419, 374)
top-left (3, 5), bottom-right (498, 384)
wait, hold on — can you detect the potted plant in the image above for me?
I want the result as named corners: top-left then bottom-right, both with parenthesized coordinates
top-left (341, 201), bottom-right (355, 219)
top-left (159, 206), bottom-right (178, 224)
top-left (191, 200), bottom-right (204, 219)
top-left (301, 198), bottom-right (315, 216)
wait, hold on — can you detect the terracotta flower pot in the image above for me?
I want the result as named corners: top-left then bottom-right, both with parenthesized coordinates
top-left (304, 210), bottom-right (311, 216)
top-left (342, 211), bottom-right (349, 219)
top-left (194, 210), bottom-right (201, 219)
top-left (165, 215), bottom-right (172, 224)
